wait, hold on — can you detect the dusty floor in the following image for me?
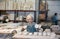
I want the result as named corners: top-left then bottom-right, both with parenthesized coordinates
top-left (0, 34), bottom-right (13, 39)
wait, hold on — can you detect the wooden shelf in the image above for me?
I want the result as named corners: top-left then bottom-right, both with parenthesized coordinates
top-left (0, 10), bottom-right (36, 12)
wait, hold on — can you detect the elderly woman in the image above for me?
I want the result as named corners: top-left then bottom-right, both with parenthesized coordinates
top-left (23, 14), bottom-right (39, 33)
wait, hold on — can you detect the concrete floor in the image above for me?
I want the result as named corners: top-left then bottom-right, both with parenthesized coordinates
top-left (0, 34), bottom-right (13, 39)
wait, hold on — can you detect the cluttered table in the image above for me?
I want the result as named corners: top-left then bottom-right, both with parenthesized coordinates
top-left (12, 32), bottom-right (58, 39)
top-left (0, 23), bottom-right (59, 39)
top-left (0, 23), bottom-right (23, 34)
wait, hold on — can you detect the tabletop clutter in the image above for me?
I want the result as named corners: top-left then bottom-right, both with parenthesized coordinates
top-left (17, 24), bottom-right (56, 38)
top-left (0, 23), bottom-right (58, 39)
top-left (19, 29), bottom-right (56, 37)
top-left (13, 24), bottom-right (57, 39)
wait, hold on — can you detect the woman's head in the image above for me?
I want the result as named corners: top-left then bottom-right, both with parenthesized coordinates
top-left (54, 13), bottom-right (57, 16)
top-left (26, 14), bottom-right (34, 23)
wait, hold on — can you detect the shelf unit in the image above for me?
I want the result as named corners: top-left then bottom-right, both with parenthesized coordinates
top-left (0, 0), bottom-right (36, 23)
top-left (0, 0), bottom-right (48, 23)
top-left (0, 10), bottom-right (36, 23)
top-left (38, 0), bottom-right (48, 23)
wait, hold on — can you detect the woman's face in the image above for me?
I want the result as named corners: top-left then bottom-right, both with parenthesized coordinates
top-left (26, 16), bottom-right (33, 23)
